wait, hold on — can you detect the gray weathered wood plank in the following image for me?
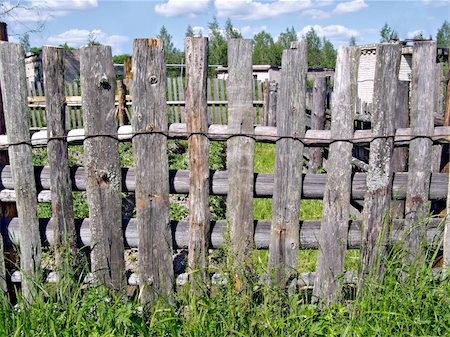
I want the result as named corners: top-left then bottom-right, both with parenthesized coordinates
top-left (308, 77), bottom-right (327, 173)
top-left (185, 37), bottom-right (210, 286)
top-left (226, 39), bottom-right (255, 274)
top-left (404, 41), bottom-right (436, 264)
top-left (360, 43), bottom-right (402, 284)
top-left (268, 41), bottom-right (307, 287)
top-left (0, 42), bottom-right (41, 301)
top-left (42, 46), bottom-right (77, 276)
top-left (313, 47), bottom-right (359, 305)
top-left (391, 80), bottom-right (409, 218)
top-left (132, 38), bottom-right (174, 304)
top-left (80, 44), bottom-right (125, 290)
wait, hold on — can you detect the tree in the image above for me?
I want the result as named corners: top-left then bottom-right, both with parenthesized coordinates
top-left (380, 23), bottom-right (399, 42)
top-left (436, 20), bottom-right (450, 47)
top-left (224, 18), bottom-right (242, 40)
top-left (253, 31), bottom-right (279, 66)
top-left (349, 36), bottom-right (357, 46)
top-left (277, 26), bottom-right (297, 50)
top-left (321, 37), bottom-right (337, 68)
top-left (158, 25), bottom-right (175, 54)
top-left (185, 25), bottom-right (194, 38)
top-left (59, 43), bottom-right (76, 51)
top-left (208, 16), bottom-right (227, 65)
top-left (112, 54), bottom-right (131, 64)
top-left (412, 31), bottom-right (425, 40)
top-left (304, 28), bottom-right (322, 67)
top-left (19, 32), bottom-right (30, 53)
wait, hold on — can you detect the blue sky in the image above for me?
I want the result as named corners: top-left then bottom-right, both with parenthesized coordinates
top-left (1, 0), bottom-right (449, 55)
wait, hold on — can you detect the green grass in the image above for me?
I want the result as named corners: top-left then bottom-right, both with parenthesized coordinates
top-left (1, 242), bottom-right (448, 336)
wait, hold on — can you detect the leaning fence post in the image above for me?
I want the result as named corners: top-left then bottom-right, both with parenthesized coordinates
top-left (268, 41), bottom-right (307, 287)
top-left (185, 37), bottom-right (210, 287)
top-left (404, 41), bottom-right (436, 265)
top-left (80, 44), bottom-right (125, 290)
top-left (42, 46), bottom-right (77, 279)
top-left (132, 38), bottom-right (174, 304)
top-left (360, 43), bottom-right (402, 286)
top-left (0, 42), bottom-right (41, 301)
top-left (227, 39), bottom-right (255, 285)
top-left (313, 47), bottom-right (359, 305)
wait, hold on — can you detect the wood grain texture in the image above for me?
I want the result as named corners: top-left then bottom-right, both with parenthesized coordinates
top-left (391, 80), bottom-right (410, 218)
top-left (2, 217), bottom-right (444, 251)
top-left (268, 41), bottom-right (307, 286)
top-left (313, 47), bottom-right (359, 305)
top-left (308, 77), bottom-right (327, 173)
top-left (0, 42), bottom-right (41, 301)
top-left (226, 39), bottom-right (255, 268)
top-left (131, 38), bottom-right (174, 304)
top-left (360, 43), bottom-right (402, 284)
top-left (42, 46), bottom-right (77, 276)
top-left (404, 41), bottom-right (436, 264)
top-left (185, 37), bottom-right (210, 286)
top-left (80, 45), bottom-right (125, 290)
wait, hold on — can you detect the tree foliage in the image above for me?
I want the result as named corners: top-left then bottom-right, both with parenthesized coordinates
top-left (253, 31), bottom-right (279, 65)
top-left (208, 16), bottom-right (227, 65)
top-left (349, 36), bottom-right (357, 46)
top-left (380, 23), bottom-right (399, 42)
top-left (19, 32), bottom-right (30, 53)
top-left (436, 20), bottom-right (450, 47)
top-left (112, 54), bottom-right (131, 64)
top-left (304, 28), bottom-right (323, 67)
top-left (185, 25), bottom-right (194, 38)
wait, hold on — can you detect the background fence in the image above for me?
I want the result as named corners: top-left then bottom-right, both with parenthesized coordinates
top-left (0, 38), bottom-right (448, 306)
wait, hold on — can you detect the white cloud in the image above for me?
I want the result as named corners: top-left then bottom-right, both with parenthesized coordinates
top-left (47, 29), bottom-right (129, 54)
top-left (192, 26), bottom-right (206, 36)
top-left (215, 0), bottom-right (312, 20)
top-left (0, 0), bottom-right (98, 24)
top-left (333, 0), bottom-right (367, 13)
top-left (240, 25), bottom-right (267, 37)
top-left (421, 0), bottom-right (450, 6)
top-left (154, 0), bottom-right (209, 17)
top-left (407, 30), bottom-right (425, 39)
top-left (299, 24), bottom-right (359, 45)
top-left (302, 8), bottom-right (330, 19)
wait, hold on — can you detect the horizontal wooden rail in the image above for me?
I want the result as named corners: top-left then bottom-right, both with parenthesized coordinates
top-left (0, 166), bottom-right (447, 200)
top-left (9, 269), bottom-right (362, 288)
top-left (27, 95), bottom-right (265, 107)
top-left (2, 217), bottom-right (443, 250)
top-left (0, 124), bottom-right (447, 150)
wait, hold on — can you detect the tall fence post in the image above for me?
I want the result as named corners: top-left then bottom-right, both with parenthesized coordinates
top-left (404, 41), bottom-right (436, 264)
top-left (227, 39), bottom-right (255, 286)
top-left (268, 41), bottom-right (307, 287)
top-left (80, 45), bottom-right (125, 290)
top-left (392, 80), bottom-right (410, 218)
top-left (360, 43), bottom-right (402, 285)
top-left (185, 37), bottom-right (210, 287)
top-left (132, 38), bottom-right (174, 304)
top-left (313, 47), bottom-right (359, 305)
top-left (308, 77), bottom-right (327, 173)
top-left (0, 22), bottom-right (8, 295)
top-left (0, 42), bottom-right (41, 302)
top-left (42, 46), bottom-right (77, 278)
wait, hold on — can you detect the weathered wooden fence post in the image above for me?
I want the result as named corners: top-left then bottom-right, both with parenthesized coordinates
top-left (0, 42), bottom-right (41, 301)
top-left (132, 38), bottom-right (174, 304)
top-left (404, 41), bottom-right (436, 264)
top-left (313, 47), bottom-right (359, 304)
top-left (0, 22), bottom-right (8, 295)
top-left (264, 80), bottom-right (277, 127)
top-left (185, 37), bottom-right (210, 287)
top-left (227, 39), bottom-right (255, 284)
top-left (117, 79), bottom-right (127, 126)
top-left (268, 41), bottom-right (307, 287)
top-left (360, 43), bottom-right (402, 285)
top-left (80, 44), bottom-right (125, 290)
top-left (42, 46), bottom-right (77, 277)
top-left (308, 77), bottom-right (327, 173)
top-left (392, 80), bottom-right (410, 218)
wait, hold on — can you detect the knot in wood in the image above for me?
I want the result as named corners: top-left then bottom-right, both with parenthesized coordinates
top-left (98, 75), bottom-right (111, 90)
top-left (97, 170), bottom-right (109, 183)
top-left (150, 75), bottom-right (158, 86)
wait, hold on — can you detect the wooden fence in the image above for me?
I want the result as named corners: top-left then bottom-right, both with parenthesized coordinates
top-left (0, 38), bottom-right (448, 306)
